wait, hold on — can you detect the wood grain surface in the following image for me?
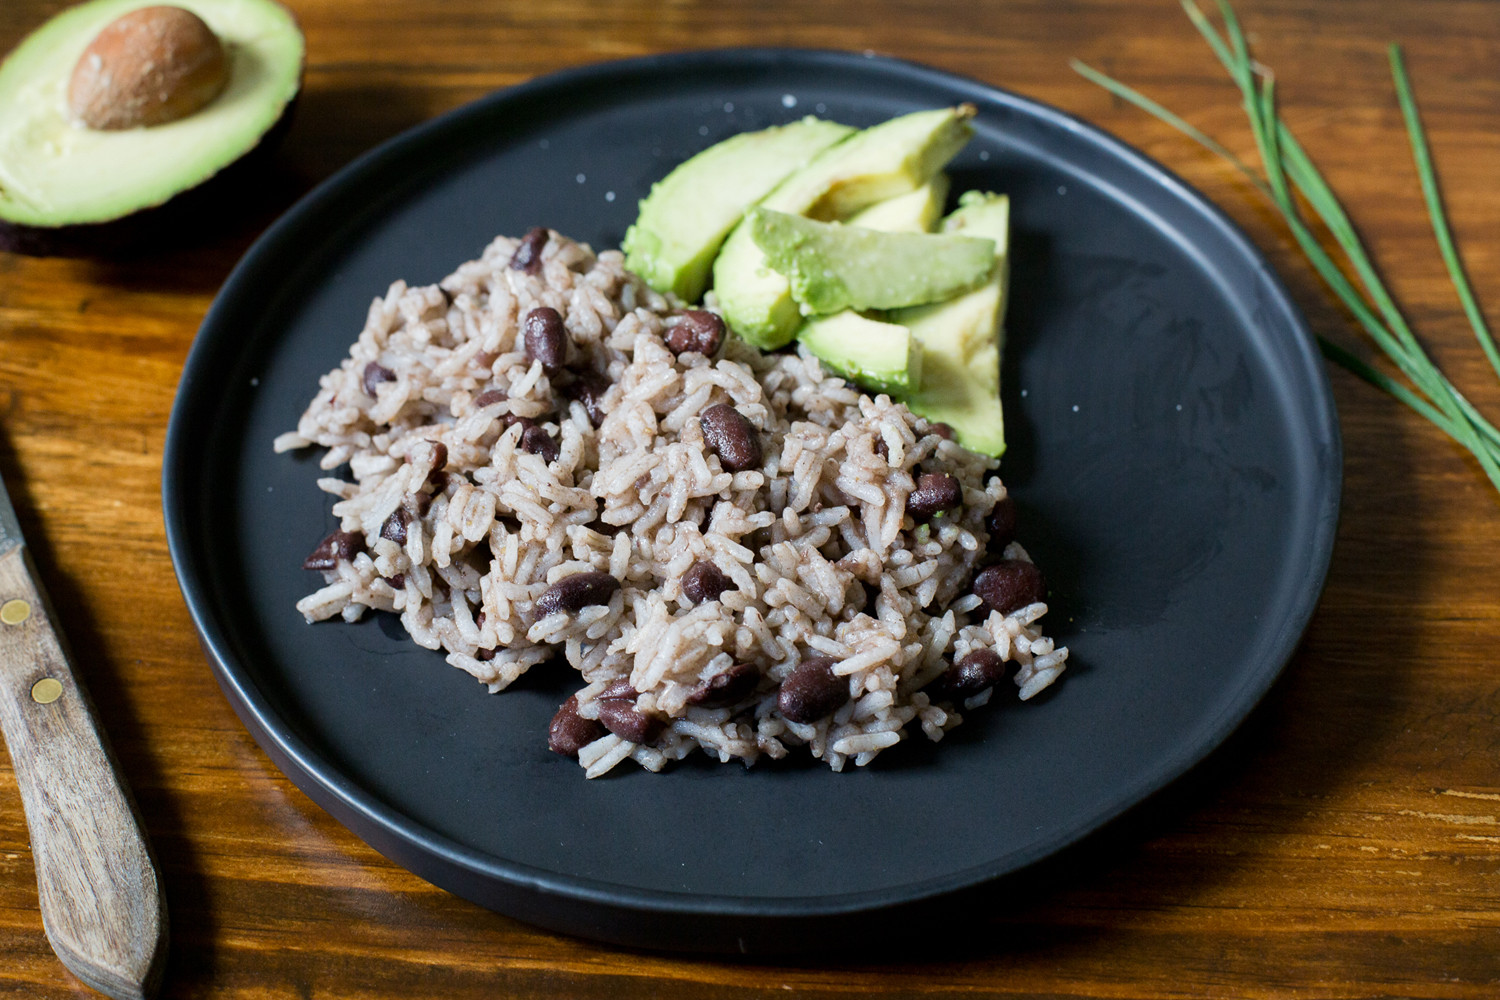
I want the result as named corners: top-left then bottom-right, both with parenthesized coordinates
top-left (0, 546), bottom-right (167, 1000)
top-left (2, 0), bottom-right (1499, 996)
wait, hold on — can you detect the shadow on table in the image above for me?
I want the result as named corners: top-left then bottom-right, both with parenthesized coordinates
top-left (741, 278), bottom-right (1429, 969)
top-left (585, 284), bottom-right (1423, 968)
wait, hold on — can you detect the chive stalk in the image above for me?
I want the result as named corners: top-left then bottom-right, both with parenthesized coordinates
top-left (1073, 0), bottom-right (1500, 494)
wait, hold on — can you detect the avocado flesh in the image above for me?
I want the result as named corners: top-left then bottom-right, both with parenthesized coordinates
top-left (797, 311), bottom-right (921, 397)
top-left (623, 117), bottom-right (854, 302)
top-left (891, 192), bottom-right (1011, 457)
top-left (793, 178), bottom-right (945, 392)
top-left (0, 0), bottom-right (304, 229)
top-left (844, 174), bottom-right (949, 233)
top-left (712, 105), bottom-right (975, 349)
top-left (749, 208), bottom-right (994, 315)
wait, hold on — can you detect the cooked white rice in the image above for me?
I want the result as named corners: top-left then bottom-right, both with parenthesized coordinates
top-left (275, 230), bottom-right (1067, 775)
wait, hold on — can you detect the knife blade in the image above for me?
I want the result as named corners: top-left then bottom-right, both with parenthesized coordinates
top-left (0, 468), bottom-right (167, 999)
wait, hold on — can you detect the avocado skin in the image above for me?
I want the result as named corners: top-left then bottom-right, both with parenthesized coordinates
top-left (0, 98), bottom-right (298, 257)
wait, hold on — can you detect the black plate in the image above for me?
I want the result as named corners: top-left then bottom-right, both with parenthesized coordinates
top-left (163, 49), bottom-right (1340, 952)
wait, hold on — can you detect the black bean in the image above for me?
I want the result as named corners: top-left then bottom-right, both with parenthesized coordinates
top-left (473, 388), bottom-right (508, 408)
top-left (510, 226), bottom-right (549, 274)
top-left (523, 306), bottom-right (567, 372)
top-left (687, 662), bottom-right (760, 708)
top-left (987, 496), bottom-right (1018, 550)
top-left (665, 310), bottom-right (726, 357)
top-left (380, 507), bottom-right (412, 545)
top-left (548, 695), bottom-right (605, 757)
top-left (599, 680), bottom-right (637, 702)
top-left (302, 530), bottom-right (363, 571)
top-left (930, 648), bottom-right (1006, 701)
top-left (777, 655), bottom-right (848, 724)
top-left (404, 490), bottom-right (432, 518)
top-left (597, 698), bottom-right (664, 745)
top-left (906, 472), bottom-right (963, 522)
top-left (362, 362), bottom-right (396, 398)
top-left (973, 559), bottom-right (1047, 616)
top-left (563, 370), bottom-right (610, 427)
top-left (521, 424), bottom-right (560, 462)
top-left (873, 437), bottom-right (890, 462)
top-left (681, 561), bottom-right (734, 604)
top-left (535, 571), bottom-right (620, 618)
top-left (929, 422), bottom-right (955, 440)
top-left (594, 679), bottom-right (657, 744)
top-left (384, 573), bottom-right (405, 589)
top-left (699, 403), bottom-right (762, 472)
top-left (503, 413), bottom-right (537, 433)
top-left (412, 440), bottom-right (447, 475)
top-left (474, 646), bottom-right (497, 662)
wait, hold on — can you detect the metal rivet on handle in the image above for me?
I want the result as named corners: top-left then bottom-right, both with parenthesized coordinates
top-left (0, 599), bottom-right (30, 626)
top-left (31, 678), bottom-right (62, 704)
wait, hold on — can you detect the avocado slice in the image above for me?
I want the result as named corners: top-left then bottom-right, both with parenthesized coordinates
top-left (844, 174), bottom-right (950, 233)
top-left (712, 105), bottom-right (976, 349)
top-left (0, 0), bottom-right (304, 255)
top-left (749, 208), bottom-right (995, 315)
top-left (891, 191), bottom-right (1011, 457)
top-left (797, 310), bottom-right (922, 397)
top-left (790, 177), bottom-right (945, 393)
top-left (623, 117), bottom-right (854, 302)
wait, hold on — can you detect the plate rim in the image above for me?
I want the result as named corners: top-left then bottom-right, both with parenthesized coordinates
top-left (162, 45), bottom-right (1342, 938)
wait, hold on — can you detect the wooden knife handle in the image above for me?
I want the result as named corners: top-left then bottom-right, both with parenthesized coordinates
top-left (0, 545), bottom-right (167, 1000)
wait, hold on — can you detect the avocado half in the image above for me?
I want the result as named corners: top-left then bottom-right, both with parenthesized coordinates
top-left (0, 0), bottom-right (305, 255)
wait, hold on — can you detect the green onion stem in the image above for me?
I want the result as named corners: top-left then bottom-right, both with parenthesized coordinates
top-left (1075, 0), bottom-right (1500, 496)
top-left (1317, 339), bottom-right (1452, 432)
top-left (1067, 59), bottom-right (1267, 195)
top-left (1194, 2), bottom-right (1427, 366)
top-left (1389, 44), bottom-right (1500, 383)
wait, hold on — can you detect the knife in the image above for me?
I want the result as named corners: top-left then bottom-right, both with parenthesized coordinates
top-left (0, 467), bottom-right (167, 999)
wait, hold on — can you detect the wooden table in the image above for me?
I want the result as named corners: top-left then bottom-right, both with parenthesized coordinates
top-left (3, 0), bottom-right (1499, 995)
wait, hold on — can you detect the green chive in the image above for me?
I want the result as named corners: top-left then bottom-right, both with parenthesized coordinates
top-left (1076, 0), bottom-right (1500, 494)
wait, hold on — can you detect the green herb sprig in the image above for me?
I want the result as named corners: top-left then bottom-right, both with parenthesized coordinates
top-left (1073, 0), bottom-right (1500, 493)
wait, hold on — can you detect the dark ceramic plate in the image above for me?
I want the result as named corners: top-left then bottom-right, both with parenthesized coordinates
top-left (163, 49), bottom-right (1340, 952)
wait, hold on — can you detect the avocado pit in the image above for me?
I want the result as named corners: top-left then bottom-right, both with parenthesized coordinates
top-left (69, 6), bottom-right (229, 130)
top-left (0, 0), bottom-right (304, 255)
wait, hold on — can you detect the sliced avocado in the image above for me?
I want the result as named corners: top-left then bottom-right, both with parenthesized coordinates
top-left (749, 208), bottom-right (994, 315)
top-left (796, 311), bottom-right (921, 396)
top-left (622, 117), bottom-right (854, 302)
top-left (891, 191), bottom-right (1011, 457)
top-left (793, 179), bottom-right (944, 392)
top-left (712, 105), bottom-right (976, 349)
top-left (844, 173), bottom-right (950, 233)
top-left (0, 0), bottom-right (304, 255)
